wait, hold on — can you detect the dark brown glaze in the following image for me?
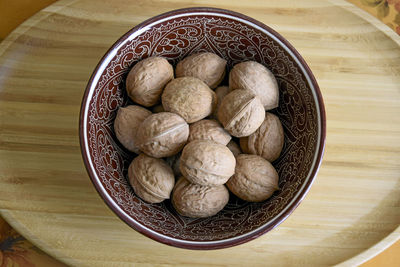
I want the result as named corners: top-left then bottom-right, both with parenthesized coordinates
top-left (79, 7), bottom-right (326, 250)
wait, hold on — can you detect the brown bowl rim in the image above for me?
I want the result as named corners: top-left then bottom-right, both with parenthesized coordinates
top-left (79, 7), bottom-right (326, 250)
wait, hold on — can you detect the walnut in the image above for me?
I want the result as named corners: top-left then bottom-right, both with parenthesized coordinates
top-left (227, 140), bottom-right (242, 157)
top-left (128, 153), bottom-right (175, 203)
top-left (217, 89), bottom-right (265, 137)
top-left (151, 104), bottom-right (164, 113)
top-left (136, 112), bottom-right (189, 158)
top-left (172, 177), bottom-right (229, 218)
top-left (226, 154), bottom-right (279, 202)
top-left (180, 140), bottom-right (236, 186)
top-left (165, 152), bottom-right (181, 178)
top-left (240, 112), bottom-right (284, 162)
top-left (229, 61), bottom-right (279, 110)
top-left (162, 77), bottom-right (217, 123)
top-left (113, 105), bottom-right (151, 153)
top-left (188, 119), bottom-right (231, 145)
top-left (126, 57), bottom-right (173, 107)
top-left (175, 52), bottom-right (226, 89)
top-left (212, 85), bottom-right (230, 118)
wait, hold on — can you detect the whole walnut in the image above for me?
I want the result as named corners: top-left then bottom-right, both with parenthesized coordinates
top-left (226, 154), bottom-right (279, 202)
top-left (227, 140), bottom-right (242, 157)
top-left (114, 105), bottom-right (151, 153)
top-left (217, 89), bottom-right (265, 137)
top-left (188, 119), bottom-right (231, 145)
top-left (162, 77), bottom-right (217, 123)
top-left (180, 140), bottom-right (236, 186)
top-left (136, 112), bottom-right (189, 158)
top-left (128, 153), bottom-right (175, 203)
top-left (240, 112), bottom-right (284, 162)
top-left (212, 85), bottom-right (230, 117)
top-left (175, 52), bottom-right (226, 89)
top-left (126, 57), bottom-right (174, 107)
top-left (229, 61), bottom-right (279, 110)
top-left (172, 177), bottom-right (229, 218)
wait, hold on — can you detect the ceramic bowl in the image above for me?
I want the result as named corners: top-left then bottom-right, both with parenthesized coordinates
top-left (79, 7), bottom-right (326, 249)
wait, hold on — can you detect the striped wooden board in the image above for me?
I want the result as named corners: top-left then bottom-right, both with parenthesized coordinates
top-left (0, 0), bottom-right (399, 266)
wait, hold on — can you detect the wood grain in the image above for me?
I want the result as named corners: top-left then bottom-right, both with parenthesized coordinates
top-left (0, 0), bottom-right (58, 41)
top-left (0, 0), bottom-right (400, 266)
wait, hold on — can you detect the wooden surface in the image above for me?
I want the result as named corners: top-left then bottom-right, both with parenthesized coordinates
top-left (0, 0), bottom-right (400, 266)
top-left (0, 0), bottom-right (57, 42)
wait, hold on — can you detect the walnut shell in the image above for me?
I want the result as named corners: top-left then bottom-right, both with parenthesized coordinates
top-left (226, 154), bottom-right (279, 202)
top-left (240, 112), bottom-right (284, 162)
top-left (180, 140), bottom-right (236, 186)
top-left (172, 177), bottom-right (229, 218)
top-left (229, 61), bottom-right (279, 110)
top-left (165, 152), bottom-right (181, 178)
top-left (151, 104), bottom-right (164, 113)
top-left (126, 57), bottom-right (174, 107)
top-left (136, 112), bottom-right (189, 158)
top-left (227, 140), bottom-right (242, 157)
top-left (212, 86), bottom-right (230, 118)
top-left (114, 105), bottom-right (151, 153)
top-left (176, 52), bottom-right (227, 89)
top-left (188, 119), bottom-right (231, 145)
top-left (128, 154), bottom-right (175, 203)
top-left (217, 89), bottom-right (265, 137)
top-left (162, 77), bottom-right (217, 123)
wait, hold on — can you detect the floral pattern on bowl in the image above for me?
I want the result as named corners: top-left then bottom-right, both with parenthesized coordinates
top-left (2, 0), bottom-right (399, 264)
top-left (80, 7), bottom-right (325, 249)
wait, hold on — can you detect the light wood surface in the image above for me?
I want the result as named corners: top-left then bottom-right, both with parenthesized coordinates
top-left (0, 0), bottom-right (400, 266)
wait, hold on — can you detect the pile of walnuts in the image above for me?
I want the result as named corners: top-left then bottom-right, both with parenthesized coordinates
top-left (114, 53), bottom-right (284, 218)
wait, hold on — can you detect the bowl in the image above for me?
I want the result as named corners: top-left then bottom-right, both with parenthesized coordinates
top-left (79, 7), bottom-right (326, 249)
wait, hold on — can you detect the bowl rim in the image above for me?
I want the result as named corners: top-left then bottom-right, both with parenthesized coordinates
top-left (79, 6), bottom-right (326, 250)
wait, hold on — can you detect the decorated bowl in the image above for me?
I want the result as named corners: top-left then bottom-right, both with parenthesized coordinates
top-left (79, 7), bottom-right (326, 249)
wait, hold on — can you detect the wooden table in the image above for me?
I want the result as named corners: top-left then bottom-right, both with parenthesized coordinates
top-left (1, 0), bottom-right (400, 266)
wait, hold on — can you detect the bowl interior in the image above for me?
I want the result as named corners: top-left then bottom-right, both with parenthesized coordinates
top-left (81, 8), bottom-right (322, 248)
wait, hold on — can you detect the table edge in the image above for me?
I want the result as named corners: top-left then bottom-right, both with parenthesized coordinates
top-left (0, 0), bottom-right (399, 266)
